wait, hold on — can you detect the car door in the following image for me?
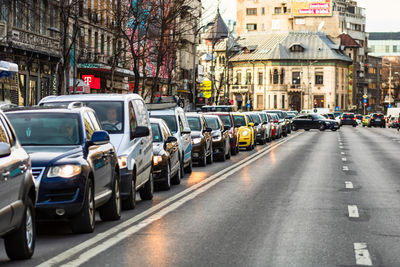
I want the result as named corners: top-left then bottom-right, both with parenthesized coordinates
top-left (178, 111), bottom-right (191, 164)
top-left (83, 112), bottom-right (108, 196)
top-left (0, 116), bottom-right (28, 231)
top-left (161, 121), bottom-right (179, 174)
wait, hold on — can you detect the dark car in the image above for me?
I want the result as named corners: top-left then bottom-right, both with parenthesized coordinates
top-left (6, 106), bottom-right (122, 234)
top-left (150, 118), bottom-right (181, 190)
top-left (204, 115), bottom-right (231, 161)
top-left (0, 111), bottom-right (36, 260)
top-left (368, 113), bottom-right (386, 128)
top-left (209, 112), bottom-right (240, 155)
top-left (292, 113), bottom-right (339, 131)
top-left (340, 113), bottom-right (357, 127)
top-left (186, 113), bottom-right (213, 166)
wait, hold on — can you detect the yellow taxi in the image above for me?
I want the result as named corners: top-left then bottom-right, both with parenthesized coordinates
top-left (232, 113), bottom-right (255, 151)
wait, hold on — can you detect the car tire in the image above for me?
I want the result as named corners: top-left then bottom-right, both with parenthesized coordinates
top-left (236, 145), bottom-right (240, 154)
top-left (199, 148), bottom-right (207, 167)
top-left (353, 125), bottom-right (356, 127)
top-left (292, 125), bottom-right (298, 131)
top-left (4, 197), bottom-right (35, 260)
top-left (184, 158), bottom-right (193, 174)
top-left (160, 164), bottom-right (171, 190)
top-left (71, 179), bottom-right (95, 234)
top-left (319, 124), bottom-right (326, 131)
top-left (305, 129), bottom-right (310, 131)
top-left (99, 171), bottom-right (121, 221)
top-left (207, 146), bottom-right (213, 164)
top-left (171, 160), bottom-right (182, 185)
top-left (122, 173), bottom-right (136, 210)
top-left (139, 171), bottom-right (154, 201)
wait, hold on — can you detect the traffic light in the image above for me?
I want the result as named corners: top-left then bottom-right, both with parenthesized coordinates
top-left (314, 101), bottom-right (317, 108)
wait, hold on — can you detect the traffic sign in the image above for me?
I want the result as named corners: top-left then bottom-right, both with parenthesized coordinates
top-left (335, 106), bottom-right (340, 111)
top-left (368, 106), bottom-right (372, 111)
top-left (363, 95), bottom-right (368, 99)
top-left (388, 104), bottom-right (392, 108)
top-left (363, 99), bottom-right (368, 103)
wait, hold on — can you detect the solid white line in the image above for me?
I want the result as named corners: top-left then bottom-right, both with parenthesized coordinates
top-left (341, 152), bottom-right (346, 155)
top-left (36, 132), bottom-right (302, 267)
top-left (348, 205), bottom-right (360, 218)
top-left (354, 243), bottom-right (373, 266)
top-left (345, 181), bottom-right (354, 189)
top-left (342, 157), bottom-right (347, 162)
top-left (343, 166), bottom-right (349, 171)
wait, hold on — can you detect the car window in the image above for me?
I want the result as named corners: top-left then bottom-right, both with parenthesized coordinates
top-left (7, 112), bottom-right (81, 146)
top-left (83, 101), bottom-right (124, 133)
top-left (233, 115), bottom-right (246, 127)
top-left (219, 115), bottom-right (232, 127)
top-left (129, 102), bottom-right (138, 139)
top-left (152, 115), bottom-right (177, 134)
top-left (0, 119), bottom-right (10, 145)
top-left (259, 113), bottom-right (267, 122)
top-left (187, 117), bottom-right (202, 131)
top-left (151, 123), bottom-right (162, 143)
top-left (134, 100), bottom-right (149, 126)
top-left (0, 115), bottom-right (15, 146)
top-left (87, 111), bottom-right (102, 131)
top-left (343, 114), bottom-right (354, 118)
top-left (205, 117), bottom-right (220, 130)
top-left (83, 113), bottom-right (95, 141)
top-left (250, 114), bottom-right (261, 124)
top-left (178, 116), bottom-right (184, 133)
top-left (160, 122), bottom-right (170, 139)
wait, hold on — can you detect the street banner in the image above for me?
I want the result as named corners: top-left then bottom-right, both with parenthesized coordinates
top-left (291, 0), bottom-right (332, 17)
top-left (203, 80), bottom-right (212, 99)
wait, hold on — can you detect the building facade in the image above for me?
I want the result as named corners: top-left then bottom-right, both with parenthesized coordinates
top-left (365, 56), bottom-right (382, 112)
top-left (368, 32), bottom-right (400, 57)
top-left (228, 32), bottom-right (352, 111)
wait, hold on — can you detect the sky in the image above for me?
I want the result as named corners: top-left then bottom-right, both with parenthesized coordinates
top-left (202, 0), bottom-right (400, 32)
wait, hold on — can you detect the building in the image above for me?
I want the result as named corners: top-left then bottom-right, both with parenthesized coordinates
top-left (365, 56), bottom-right (382, 112)
top-left (0, 0), bottom-right (61, 106)
top-left (228, 31), bottom-right (352, 111)
top-left (368, 32), bottom-right (400, 57)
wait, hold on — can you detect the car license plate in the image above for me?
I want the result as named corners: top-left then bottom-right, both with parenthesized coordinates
top-left (376, 119), bottom-right (381, 121)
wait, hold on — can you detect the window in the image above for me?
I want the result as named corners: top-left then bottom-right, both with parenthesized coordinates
top-left (236, 72), bottom-right (242, 84)
top-left (14, 1), bottom-right (23, 28)
top-left (94, 32), bottom-right (99, 53)
top-left (101, 34), bottom-right (105, 54)
top-left (40, 0), bottom-right (47, 35)
top-left (258, 72), bottom-right (263, 85)
top-left (394, 46), bottom-right (398, 53)
top-left (368, 67), bottom-right (376, 74)
top-left (385, 45), bottom-right (390, 53)
top-left (274, 95), bottom-right (277, 108)
top-left (151, 123), bottom-right (162, 142)
top-left (246, 24), bottom-right (257, 31)
top-left (134, 100), bottom-right (148, 126)
top-left (292, 72), bottom-right (301, 84)
top-left (107, 36), bottom-right (111, 56)
top-left (246, 72), bottom-right (252, 84)
top-left (1, 1), bottom-right (8, 22)
top-left (262, 7), bottom-right (265, 15)
top-left (273, 69), bottom-right (279, 84)
top-left (290, 45), bottom-right (304, 52)
top-left (246, 8), bottom-right (257, 15)
top-left (88, 29), bottom-right (92, 50)
top-left (274, 7), bottom-right (281, 14)
top-left (87, 112), bottom-right (102, 131)
top-left (315, 72), bottom-right (324, 85)
top-left (128, 102), bottom-right (137, 137)
top-left (282, 95), bottom-right (285, 109)
top-left (280, 69), bottom-right (284, 84)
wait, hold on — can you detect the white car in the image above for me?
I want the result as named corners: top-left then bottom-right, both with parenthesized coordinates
top-left (148, 105), bottom-right (193, 174)
top-left (257, 112), bottom-right (272, 142)
top-left (39, 94), bottom-right (154, 210)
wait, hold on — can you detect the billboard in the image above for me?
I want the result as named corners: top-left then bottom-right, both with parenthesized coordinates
top-left (292, 0), bottom-right (332, 17)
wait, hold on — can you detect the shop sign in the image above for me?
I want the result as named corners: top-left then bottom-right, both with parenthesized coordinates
top-left (82, 75), bottom-right (101, 89)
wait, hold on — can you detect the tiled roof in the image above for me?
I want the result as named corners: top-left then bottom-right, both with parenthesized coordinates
top-left (230, 31), bottom-right (352, 63)
top-left (338, 33), bottom-right (360, 48)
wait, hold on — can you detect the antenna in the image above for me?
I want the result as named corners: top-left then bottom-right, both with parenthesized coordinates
top-left (318, 21), bottom-right (325, 32)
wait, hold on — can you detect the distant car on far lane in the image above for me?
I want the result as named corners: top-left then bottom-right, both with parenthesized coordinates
top-left (368, 113), bottom-right (386, 128)
top-left (340, 113), bottom-right (357, 127)
top-left (292, 113), bottom-right (339, 131)
top-left (388, 116), bottom-right (398, 128)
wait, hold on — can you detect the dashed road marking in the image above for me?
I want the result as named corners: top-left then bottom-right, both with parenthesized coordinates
top-left (340, 146), bottom-right (344, 149)
top-left (343, 166), bottom-right (349, 171)
top-left (339, 143), bottom-right (344, 146)
top-left (348, 205), bottom-right (360, 218)
top-left (342, 157), bottom-right (347, 162)
top-left (341, 152), bottom-right (346, 155)
top-left (345, 181), bottom-right (354, 189)
top-left (354, 243), bottom-right (373, 266)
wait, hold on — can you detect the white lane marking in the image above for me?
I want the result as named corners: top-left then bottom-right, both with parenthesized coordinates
top-left (36, 132), bottom-right (302, 267)
top-left (348, 205), bottom-right (360, 218)
top-left (339, 146), bottom-right (344, 149)
top-left (342, 157), bottom-right (347, 162)
top-left (354, 243), bottom-right (373, 266)
top-left (341, 152), bottom-right (346, 155)
top-left (345, 181), bottom-right (354, 189)
top-left (343, 166), bottom-right (349, 171)
top-left (339, 143), bottom-right (343, 146)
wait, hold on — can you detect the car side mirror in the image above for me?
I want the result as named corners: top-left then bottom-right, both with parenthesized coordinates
top-left (248, 122), bottom-right (254, 127)
top-left (205, 127), bottom-right (213, 133)
top-left (182, 127), bottom-right (191, 135)
top-left (254, 122), bottom-right (259, 126)
top-left (131, 126), bottom-right (150, 139)
top-left (0, 142), bottom-right (11, 157)
top-left (89, 131), bottom-right (110, 146)
top-left (223, 125), bottom-right (230, 131)
top-left (165, 136), bottom-right (177, 143)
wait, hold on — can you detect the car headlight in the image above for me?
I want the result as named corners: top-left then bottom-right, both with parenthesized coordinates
top-left (48, 165), bottom-right (81, 178)
top-left (153, 155), bottom-right (163, 165)
top-left (213, 135), bottom-right (222, 141)
top-left (242, 130), bottom-right (249, 137)
top-left (192, 137), bottom-right (202, 144)
top-left (118, 156), bottom-right (128, 169)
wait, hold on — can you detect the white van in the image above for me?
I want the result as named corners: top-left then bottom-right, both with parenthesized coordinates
top-left (39, 94), bottom-right (154, 210)
top-left (386, 108), bottom-right (400, 119)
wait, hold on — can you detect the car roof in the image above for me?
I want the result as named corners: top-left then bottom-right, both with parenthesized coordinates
top-left (185, 112), bottom-right (203, 118)
top-left (204, 114), bottom-right (219, 119)
top-left (4, 105), bottom-right (91, 115)
top-left (150, 117), bottom-right (165, 124)
top-left (40, 93), bottom-right (143, 103)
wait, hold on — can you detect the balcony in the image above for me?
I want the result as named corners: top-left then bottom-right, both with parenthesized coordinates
top-left (288, 84), bottom-right (304, 93)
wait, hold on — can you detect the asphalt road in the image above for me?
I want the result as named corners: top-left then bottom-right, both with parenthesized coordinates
top-left (1, 127), bottom-right (400, 266)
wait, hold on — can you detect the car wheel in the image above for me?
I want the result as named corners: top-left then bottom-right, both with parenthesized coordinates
top-left (160, 164), bottom-right (171, 191)
top-left (292, 125), bottom-right (298, 131)
top-left (199, 148), bottom-right (207, 167)
top-left (99, 171), bottom-right (121, 221)
top-left (353, 125), bottom-right (357, 127)
top-left (236, 145), bottom-right (240, 154)
top-left (171, 160), bottom-right (182, 185)
top-left (139, 171), bottom-right (154, 201)
top-left (71, 179), bottom-right (95, 234)
top-left (305, 129), bottom-right (310, 131)
top-left (122, 173), bottom-right (136, 210)
top-left (319, 124), bottom-right (326, 131)
top-left (4, 197), bottom-right (35, 260)
top-left (184, 157), bottom-right (193, 174)
top-left (207, 145), bottom-right (213, 164)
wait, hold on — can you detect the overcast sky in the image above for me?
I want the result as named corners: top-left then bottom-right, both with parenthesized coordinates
top-left (202, 0), bottom-right (399, 32)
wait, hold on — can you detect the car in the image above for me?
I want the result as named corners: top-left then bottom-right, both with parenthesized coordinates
top-left (292, 113), bottom-right (339, 131)
top-left (201, 105), bottom-right (237, 113)
top-left (232, 113), bottom-right (255, 151)
top-left (148, 103), bottom-right (192, 174)
top-left (245, 112), bottom-right (268, 144)
top-left (150, 118), bottom-right (181, 190)
top-left (39, 94), bottom-right (154, 210)
top-left (6, 105), bottom-right (121, 234)
top-left (267, 113), bottom-right (283, 139)
top-left (362, 115), bottom-right (370, 127)
top-left (204, 115), bottom-right (231, 161)
top-left (265, 110), bottom-right (289, 136)
top-left (186, 113), bottom-right (213, 166)
top-left (0, 111), bottom-right (36, 260)
top-left (388, 116), bottom-right (399, 128)
top-left (340, 113), bottom-right (357, 127)
top-left (209, 112), bottom-right (240, 155)
top-left (368, 113), bottom-right (386, 128)
top-left (256, 111), bottom-right (272, 142)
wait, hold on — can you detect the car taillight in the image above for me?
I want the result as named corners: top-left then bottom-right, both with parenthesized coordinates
top-left (341, 118), bottom-right (344, 120)
top-left (352, 118), bottom-right (356, 120)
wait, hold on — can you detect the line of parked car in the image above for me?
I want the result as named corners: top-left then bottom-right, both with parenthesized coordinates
top-left (0, 94), bottom-right (297, 261)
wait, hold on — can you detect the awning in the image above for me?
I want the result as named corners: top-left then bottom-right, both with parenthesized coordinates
top-left (0, 61), bottom-right (18, 78)
top-left (78, 63), bottom-right (135, 78)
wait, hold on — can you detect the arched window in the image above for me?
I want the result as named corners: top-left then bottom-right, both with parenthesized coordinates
top-left (273, 69), bottom-right (279, 84)
top-left (280, 69), bottom-right (284, 84)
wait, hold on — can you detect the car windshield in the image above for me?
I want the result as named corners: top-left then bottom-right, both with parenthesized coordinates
top-left (373, 114), bottom-right (384, 118)
top-left (267, 111), bottom-right (283, 119)
top-left (259, 113), bottom-right (267, 122)
top-left (250, 114), bottom-right (262, 124)
top-left (151, 123), bottom-right (163, 143)
top-left (205, 117), bottom-right (220, 130)
top-left (313, 114), bottom-right (326, 120)
top-left (233, 115), bottom-right (246, 127)
top-left (343, 114), bottom-right (354, 118)
top-left (219, 115), bottom-right (232, 127)
top-left (43, 101), bottom-right (124, 134)
top-left (7, 113), bottom-right (81, 146)
top-left (152, 115), bottom-right (177, 134)
top-left (187, 117), bottom-right (202, 131)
